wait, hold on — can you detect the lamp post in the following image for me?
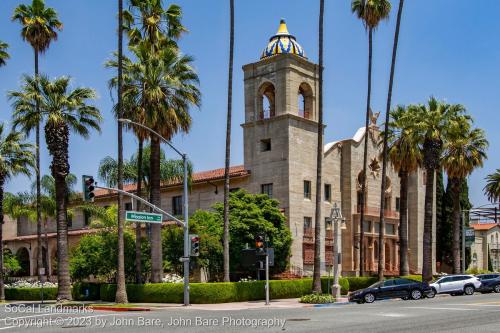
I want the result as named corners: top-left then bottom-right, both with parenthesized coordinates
top-left (327, 203), bottom-right (346, 300)
top-left (118, 118), bottom-right (190, 306)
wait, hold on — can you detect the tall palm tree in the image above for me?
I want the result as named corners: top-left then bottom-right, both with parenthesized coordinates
top-left (12, 0), bottom-right (62, 281)
top-left (384, 105), bottom-right (421, 276)
top-left (377, 0), bottom-right (404, 280)
top-left (222, 0), bottom-right (235, 283)
top-left (412, 97), bottom-right (468, 281)
top-left (351, 0), bottom-right (391, 276)
top-left (443, 120), bottom-right (488, 273)
top-left (312, 0), bottom-right (325, 294)
top-left (0, 41), bottom-right (9, 67)
top-left (0, 124), bottom-right (34, 301)
top-left (484, 170), bottom-right (500, 205)
top-left (10, 75), bottom-right (101, 301)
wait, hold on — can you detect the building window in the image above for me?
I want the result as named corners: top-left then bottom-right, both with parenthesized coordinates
top-left (172, 196), bottom-right (183, 216)
top-left (261, 183), bottom-right (273, 198)
top-left (386, 224), bottom-right (396, 235)
top-left (363, 221), bottom-right (372, 233)
top-left (304, 217), bottom-right (312, 231)
top-left (125, 202), bottom-right (132, 211)
top-left (374, 222), bottom-right (380, 234)
top-left (298, 83), bottom-right (313, 119)
top-left (260, 138), bottom-right (271, 152)
top-left (259, 82), bottom-right (276, 119)
top-left (384, 196), bottom-right (391, 211)
top-left (325, 217), bottom-right (332, 231)
top-left (83, 211), bottom-right (90, 226)
top-left (324, 184), bottom-right (331, 202)
top-left (395, 197), bottom-right (400, 212)
top-left (304, 180), bottom-right (311, 199)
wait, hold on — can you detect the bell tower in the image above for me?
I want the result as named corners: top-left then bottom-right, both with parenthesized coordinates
top-left (242, 19), bottom-right (322, 269)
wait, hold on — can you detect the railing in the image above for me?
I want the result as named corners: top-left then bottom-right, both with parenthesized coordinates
top-left (356, 205), bottom-right (399, 219)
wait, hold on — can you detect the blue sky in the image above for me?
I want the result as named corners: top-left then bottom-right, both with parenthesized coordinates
top-left (0, 0), bottom-right (498, 206)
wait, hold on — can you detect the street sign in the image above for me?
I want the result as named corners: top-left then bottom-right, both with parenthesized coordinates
top-left (125, 211), bottom-right (163, 223)
top-left (465, 227), bottom-right (475, 247)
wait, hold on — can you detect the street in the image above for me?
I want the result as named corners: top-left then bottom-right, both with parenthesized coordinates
top-left (2, 293), bottom-right (500, 332)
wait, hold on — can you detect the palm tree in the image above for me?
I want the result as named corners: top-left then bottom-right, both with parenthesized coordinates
top-left (351, 0), bottom-right (391, 276)
top-left (384, 105), bottom-right (421, 276)
top-left (312, 0), bottom-right (325, 294)
top-left (0, 124), bottom-right (35, 301)
top-left (0, 41), bottom-right (9, 67)
top-left (377, 0), bottom-right (404, 280)
top-left (443, 120), bottom-right (488, 273)
top-left (12, 0), bottom-right (62, 281)
top-left (484, 170), bottom-right (500, 204)
top-left (222, 0), bottom-right (235, 283)
top-left (10, 75), bottom-right (101, 301)
top-left (412, 97), bottom-right (469, 281)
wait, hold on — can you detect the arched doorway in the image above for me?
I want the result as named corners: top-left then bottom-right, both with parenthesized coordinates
top-left (385, 243), bottom-right (391, 271)
top-left (15, 247), bottom-right (30, 276)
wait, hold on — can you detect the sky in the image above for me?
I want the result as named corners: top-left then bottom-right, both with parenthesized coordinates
top-left (0, 0), bottom-right (498, 207)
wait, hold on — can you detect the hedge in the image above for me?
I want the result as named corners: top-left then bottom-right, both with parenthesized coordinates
top-left (100, 278), bottom-right (349, 304)
top-left (72, 282), bottom-right (101, 301)
top-left (5, 288), bottom-right (58, 301)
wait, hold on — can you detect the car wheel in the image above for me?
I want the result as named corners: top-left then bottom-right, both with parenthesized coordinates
top-left (426, 288), bottom-right (436, 298)
top-left (364, 293), bottom-right (375, 304)
top-left (464, 285), bottom-right (475, 296)
top-left (410, 289), bottom-right (422, 300)
top-left (494, 285), bottom-right (500, 293)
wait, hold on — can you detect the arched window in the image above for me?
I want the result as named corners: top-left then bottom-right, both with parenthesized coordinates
top-left (258, 82), bottom-right (275, 119)
top-left (298, 82), bottom-right (313, 119)
top-left (16, 247), bottom-right (30, 276)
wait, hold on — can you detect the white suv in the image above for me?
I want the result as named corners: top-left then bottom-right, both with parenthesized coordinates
top-left (430, 275), bottom-right (481, 296)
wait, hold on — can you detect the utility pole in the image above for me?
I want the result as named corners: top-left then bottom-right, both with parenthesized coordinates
top-left (462, 210), bottom-right (466, 273)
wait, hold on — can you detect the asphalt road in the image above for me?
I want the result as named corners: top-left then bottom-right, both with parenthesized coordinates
top-left (2, 293), bottom-right (500, 333)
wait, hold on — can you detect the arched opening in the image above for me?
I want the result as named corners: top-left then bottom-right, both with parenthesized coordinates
top-left (15, 247), bottom-right (30, 276)
top-left (258, 82), bottom-right (276, 119)
top-left (297, 82), bottom-right (313, 119)
top-left (385, 242), bottom-right (391, 271)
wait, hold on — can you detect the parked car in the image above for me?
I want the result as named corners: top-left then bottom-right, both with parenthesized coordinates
top-left (476, 273), bottom-right (500, 293)
top-left (429, 275), bottom-right (481, 296)
top-left (349, 278), bottom-right (433, 304)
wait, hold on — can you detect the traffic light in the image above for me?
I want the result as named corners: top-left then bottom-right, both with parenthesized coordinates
top-left (255, 234), bottom-right (266, 255)
top-left (82, 175), bottom-right (95, 202)
top-left (190, 234), bottom-right (200, 257)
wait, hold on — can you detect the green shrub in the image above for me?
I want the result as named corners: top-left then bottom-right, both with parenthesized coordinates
top-left (320, 277), bottom-right (349, 295)
top-left (5, 287), bottom-right (58, 301)
top-left (72, 283), bottom-right (101, 301)
top-left (300, 293), bottom-right (335, 304)
top-left (466, 268), bottom-right (491, 275)
top-left (346, 277), bottom-right (378, 291)
top-left (402, 274), bottom-right (422, 282)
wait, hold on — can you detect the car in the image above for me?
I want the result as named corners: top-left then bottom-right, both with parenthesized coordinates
top-left (349, 278), bottom-right (434, 304)
top-left (429, 275), bottom-right (481, 296)
top-left (476, 273), bottom-right (500, 293)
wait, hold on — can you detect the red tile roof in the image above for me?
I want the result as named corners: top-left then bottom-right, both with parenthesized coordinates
top-left (93, 165), bottom-right (249, 198)
top-left (471, 223), bottom-right (500, 231)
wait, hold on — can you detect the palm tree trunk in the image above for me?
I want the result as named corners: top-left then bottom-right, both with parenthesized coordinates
top-left (312, 0), bottom-right (325, 294)
top-left (44, 218), bottom-right (49, 277)
top-left (451, 177), bottom-right (462, 274)
top-left (35, 50), bottom-right (43, 282)
top-left (0, 176), bottom-right (5, 301)
top-left (360, 27), bottom-right (373, 277)
top-left (422, 167), bottom-right (434, 282)
top-left (150, 135), bottom-right (162, 283)
top-left (399, 170), bottom-right (409, 276)
top-left (222, 0), bottom-right (235, 283)
top-left (115, 0), bottom-right (128, 303)
top-left (377, 0), bottom-right (405, 281)
top-left (135, 138), bottom-right (144, 284)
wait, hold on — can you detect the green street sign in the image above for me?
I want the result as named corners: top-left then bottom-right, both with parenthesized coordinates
top-left (465, 227), bottom-right (475, 247)
top-left (125, 211), bottom-right (163, 223)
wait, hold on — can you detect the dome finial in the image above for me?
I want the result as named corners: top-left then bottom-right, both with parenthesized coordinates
top-left (276, 18), bottom-right (289, 35)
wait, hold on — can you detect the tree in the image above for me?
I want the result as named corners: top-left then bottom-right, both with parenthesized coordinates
top-left (12, 0), bottom-right (62, 282)
top-left (222, 0), bottom-right (235, 283)
top-left (484, 169), bottom-right (500, 204)
top-left (411, 97), bottom-right (469, 281)
top-left (0, 124), bottom-right (35, 301)
top-left (443, 120), bottom-right (488, 273)
top-left (10, 75), bottom-right (101, 301)
top-left (0, 41), bottom-right (9, 67)
top-left (384, 105), bottom-right (421, 276)
top-left (351, 0), bottom-right (391, 277)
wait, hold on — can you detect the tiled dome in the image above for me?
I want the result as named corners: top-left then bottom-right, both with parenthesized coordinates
top-left (261, 19), bottom-right (306, 59)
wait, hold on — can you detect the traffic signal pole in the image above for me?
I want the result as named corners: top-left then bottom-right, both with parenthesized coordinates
top-left (265, 252), bottom-right (270, 305)
top-left (183, 154), bottom-right (190, 306)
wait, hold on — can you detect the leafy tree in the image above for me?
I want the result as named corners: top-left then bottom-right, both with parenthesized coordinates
top-left (0, 124), bottom-right (35, 301)
top-left (12, 0), bottom-right (62, 282)
top-left (351, 0), bottom-right (391, 278)
top-left (0, 41), bottom-right (9, 67)
top-left (484, 169), bottom-right (500, 204)
top-left (10, 75), bottom-right (101, 300)
top-left (3, 250), bottom-right (21, 277)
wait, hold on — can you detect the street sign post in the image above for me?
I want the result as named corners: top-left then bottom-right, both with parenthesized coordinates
top-left (125, 211), bottom-right (163, 223)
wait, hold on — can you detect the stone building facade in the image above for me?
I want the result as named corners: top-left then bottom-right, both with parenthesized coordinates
top-left (3, 20), bottom-right (434, 279)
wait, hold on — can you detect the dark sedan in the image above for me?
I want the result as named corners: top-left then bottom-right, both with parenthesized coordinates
top-left (476, 273), bottom-right (500, 293)
top-left (349, 278), bottom-right (434, 304)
